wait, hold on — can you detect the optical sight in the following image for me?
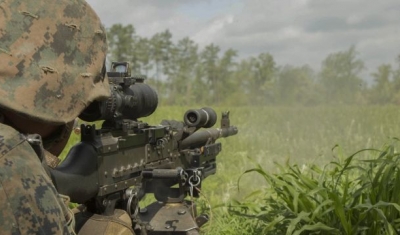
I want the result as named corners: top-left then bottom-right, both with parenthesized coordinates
top-left (80, 62), bottom-right (158, 122)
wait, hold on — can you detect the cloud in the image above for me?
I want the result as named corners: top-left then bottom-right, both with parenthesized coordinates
top-left (86, 0), bottom-right (201, 38)
top-left (202, 0), bottom-right (400, 72)
top-left (86, 0), bottom-right (400, 78)
top-left (192, 15), bottom-right (234, 45)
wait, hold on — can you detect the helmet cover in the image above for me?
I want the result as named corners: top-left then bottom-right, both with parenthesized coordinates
top-left (0, 0), bottom-right (110, 124)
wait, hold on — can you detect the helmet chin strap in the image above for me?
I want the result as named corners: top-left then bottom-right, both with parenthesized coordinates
top-left (24, 121), bottom-right (75, 168)
top-left (42, 120), bottom-right (75, 157)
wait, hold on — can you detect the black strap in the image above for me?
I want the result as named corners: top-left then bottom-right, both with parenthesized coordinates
top-left (26, 134), bottom-right (53, 177)
top-left (26, 134), bottom-right (45, 161)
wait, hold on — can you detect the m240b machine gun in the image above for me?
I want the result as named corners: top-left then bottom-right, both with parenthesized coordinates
top-left (49, 62), bottom-right (238, 235)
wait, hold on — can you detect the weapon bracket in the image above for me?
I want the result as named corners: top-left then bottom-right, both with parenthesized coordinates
top-left (188, 143), bottom-right (220, 180)
top-left (102, 192), bottom-right (121, 216)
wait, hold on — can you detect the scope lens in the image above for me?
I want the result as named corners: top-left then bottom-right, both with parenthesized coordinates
top-left (115, 65), bottom-right (127, 73)
top-left (187, 113), bottom-right (198, 123)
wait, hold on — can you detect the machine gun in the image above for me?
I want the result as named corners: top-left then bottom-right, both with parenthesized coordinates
top-left (49, 62), bottom-right (238, 235)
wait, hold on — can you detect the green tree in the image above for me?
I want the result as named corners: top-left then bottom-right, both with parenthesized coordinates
top-left (135, 37), bottom-right (152, 76)
top-left (319, 46), bottom-right (365, 104)
top-left (276, 65), bottom-right (317, 105)
top-left (227, 59), bottom-right (252, 105)
top-left (369, 64), bottom-right (393, 104)
top-left (216, 49), bottom-right (237, 104)
top-left (107, 24), bottom-right (138, 72)
top-left (247, 53), bottom-right (277, 105)
top-left (200, 44), bottom-right (221, 103)
top-left (150, 30), bottom-right (173, 81)
top-left (386, 55), bottom-right (400, 104)
top-left (145, 30), bottom-right (174, 101)
top-left (166, 37), bottom-right (199, 105)
top-left (192, 61), bottom-right (208, 105)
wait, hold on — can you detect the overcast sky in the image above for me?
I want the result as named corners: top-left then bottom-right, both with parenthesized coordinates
top-left (86, 0), bottom-right (400, 81)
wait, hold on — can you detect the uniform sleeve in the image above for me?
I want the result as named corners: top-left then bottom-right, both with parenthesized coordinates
top-left (0, 126), bottom-right (74, 235)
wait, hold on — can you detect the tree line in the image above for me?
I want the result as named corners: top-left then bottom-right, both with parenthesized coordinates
top-left (107, 24), bottom-right (400, 106)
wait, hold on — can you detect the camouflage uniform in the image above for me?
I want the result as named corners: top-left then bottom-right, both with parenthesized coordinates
top-left (0, 0), bottom-right (134, 234)
top-left (0, 123), bottom-right (74, 234)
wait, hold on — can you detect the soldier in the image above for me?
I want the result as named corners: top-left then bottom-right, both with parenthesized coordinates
top-left (0, 0), bottom-right (134, 234)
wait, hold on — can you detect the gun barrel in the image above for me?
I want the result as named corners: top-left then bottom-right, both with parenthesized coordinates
top-left (180, 126), bottom-right (238, 149)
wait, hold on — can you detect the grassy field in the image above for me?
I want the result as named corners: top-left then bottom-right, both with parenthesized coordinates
top-left (200, 105), bottom-right (400, 235)
top-left (62, 105), bottom-right (400, 234)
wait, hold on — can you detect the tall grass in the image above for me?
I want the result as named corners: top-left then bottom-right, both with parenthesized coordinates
top-left (228, 142), bottom-right (400, 234)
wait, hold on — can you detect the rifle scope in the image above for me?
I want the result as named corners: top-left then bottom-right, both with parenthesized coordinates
top-left (79, 62), bottom-right (158, 121)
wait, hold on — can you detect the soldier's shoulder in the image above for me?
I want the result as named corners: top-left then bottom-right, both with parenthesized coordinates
top-left (0, 123), bottom-right (27, 158)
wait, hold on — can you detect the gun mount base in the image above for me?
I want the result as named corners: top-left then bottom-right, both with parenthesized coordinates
top-left (135, 200), bottom-right (201, 234)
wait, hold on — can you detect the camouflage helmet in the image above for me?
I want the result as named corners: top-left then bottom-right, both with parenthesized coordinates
top-left (0, 0), bottom-right (110, 124)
